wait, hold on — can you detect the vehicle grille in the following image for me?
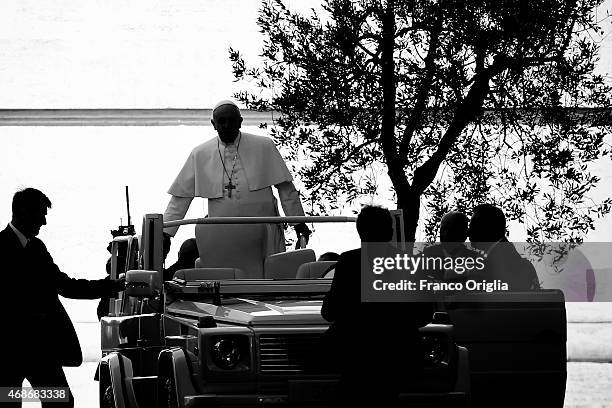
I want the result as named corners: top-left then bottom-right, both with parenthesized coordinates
top-left (258, 333), bottom-right (323, 375)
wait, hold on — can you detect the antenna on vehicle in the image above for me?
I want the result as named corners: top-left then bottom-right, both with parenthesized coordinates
top-left (125, 185), bottom-right (132, 228)
top-left (111, 186), bottom-right (136, 237)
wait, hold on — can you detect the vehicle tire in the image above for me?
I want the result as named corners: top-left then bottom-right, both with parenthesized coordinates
top-left (157, 372), bottom-right (179, 408)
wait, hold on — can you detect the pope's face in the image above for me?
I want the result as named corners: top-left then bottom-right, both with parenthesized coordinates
top-left (211, 105), bottom-right (243, 144)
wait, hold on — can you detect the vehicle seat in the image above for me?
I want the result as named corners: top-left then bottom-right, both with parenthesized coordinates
top-left (107, 353), bottom-right (139, 408)
top-left (444, 290), bottom-right (567, 408)
top-left (264, 249), bottom-right (316, 279)
top-left (195, 223), bottom-right (267, 279)
top-left (172, 268), bottom-right (246, 281)
top-left (296, 261), bottom-right (337, 279)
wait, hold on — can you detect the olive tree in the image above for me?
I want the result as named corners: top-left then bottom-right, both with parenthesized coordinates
top-left (231, 0), bottom-right (612, 242)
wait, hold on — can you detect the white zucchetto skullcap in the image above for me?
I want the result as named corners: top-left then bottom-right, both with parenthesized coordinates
top-left (212, 99), bottom-right (240, 113)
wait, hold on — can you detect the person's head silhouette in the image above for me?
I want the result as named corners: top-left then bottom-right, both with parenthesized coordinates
top-left (469, 204), bottom-right (506, 248)
top-left (356, 205), bottom-right (393, 243)
top-left (177, 238), bottom-right (199, 267)
top-left (318, 252), bottom-right (340, 262)
top-left (11, 188), bottom-right (52, 239)
top-left (439, 211), bottom-right (469, 242)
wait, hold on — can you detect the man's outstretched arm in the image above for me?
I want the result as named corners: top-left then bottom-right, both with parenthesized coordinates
top-left (28, 240), bottom-right (124, 299)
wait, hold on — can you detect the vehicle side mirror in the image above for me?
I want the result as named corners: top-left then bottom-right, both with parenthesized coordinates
top-left (126, 270), bottom-right (158, 298)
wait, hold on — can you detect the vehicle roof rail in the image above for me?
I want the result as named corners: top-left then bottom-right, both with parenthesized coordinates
top-left (166, 279), bottom-right (332, 306)
top-left (163, 215), bottom-right (356, 228)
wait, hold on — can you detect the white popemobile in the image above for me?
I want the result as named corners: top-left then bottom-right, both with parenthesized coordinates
top-left (96, 212), bottom-right (566, 408)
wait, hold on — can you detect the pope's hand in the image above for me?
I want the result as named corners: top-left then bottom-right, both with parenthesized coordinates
top-left (294, 223), bottom-right (311, 249)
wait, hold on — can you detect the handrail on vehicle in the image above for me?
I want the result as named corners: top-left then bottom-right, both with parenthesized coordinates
top-left (163, 215), bottom-right (357, 228)
top-left (165, 279), bottom-right (332, 306)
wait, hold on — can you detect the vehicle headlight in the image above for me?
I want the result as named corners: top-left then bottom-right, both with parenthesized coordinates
top-left (211, 336), bottom-right (247, 370)
top-left (421, 335), bottom-right (448, 367)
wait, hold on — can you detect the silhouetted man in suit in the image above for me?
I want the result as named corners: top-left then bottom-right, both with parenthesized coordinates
top-left (468, 204), bottom-right (540, 290)
top-left (321, 205), bottom-right (432, 407)
top-left (0, 188), bottom-right (124, 407)
top-left (422, 211), bottom-right (481, 282)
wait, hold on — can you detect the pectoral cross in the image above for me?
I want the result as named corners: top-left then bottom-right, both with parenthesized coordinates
top-left (225, 181), bottom-right (236, 198)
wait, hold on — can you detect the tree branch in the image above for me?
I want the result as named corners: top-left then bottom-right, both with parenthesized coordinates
top-left (307, 136), bottom-right (379, 193)
top-left (380, 0), bottom-right (410, 192)
top-left (412, 54), bottom-right (510, 194)
top-left (559, 0), bottom-right (579, 56)
top-left (398, 7), bottom-right (443, 167)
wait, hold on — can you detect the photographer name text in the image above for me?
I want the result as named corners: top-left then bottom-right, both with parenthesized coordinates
top-left (372, 279), bottom-right (509, 292)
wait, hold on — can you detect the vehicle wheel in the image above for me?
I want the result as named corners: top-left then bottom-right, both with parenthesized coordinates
top-left (158, 373), bottom-right (179, 408)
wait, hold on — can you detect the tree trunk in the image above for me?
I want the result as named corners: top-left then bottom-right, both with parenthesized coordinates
top-left (379, 0), bottom-right (420, 243)
top-left (397, 186), bottom-right (421, 243)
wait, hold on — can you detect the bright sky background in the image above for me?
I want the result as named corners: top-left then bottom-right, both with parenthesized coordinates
top-left (1, 5), bottom-right (609, 403)
top-left (0, 0), bottom-right (609, 108)
top-left (0, 1), bottom-right (610, 322)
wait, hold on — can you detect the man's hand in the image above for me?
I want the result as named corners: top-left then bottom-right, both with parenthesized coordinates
top-left (294, 223), bottom-right (311, 249)
top-left (115, 273), bottom-right (126, 293)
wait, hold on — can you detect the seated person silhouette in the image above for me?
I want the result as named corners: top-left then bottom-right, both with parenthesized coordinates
top-left (468, 204), bottom-right (540, 290)
top-left (317, 251), bottom-right (339, 277)
top-left (318, 252), bottom-right (340, 262)
top-left (321, 205), bottom-right (432, 407)
top-left (164, 238), bottom-right (199, 281)
top-left (422, 211), bottom-right (481, 283)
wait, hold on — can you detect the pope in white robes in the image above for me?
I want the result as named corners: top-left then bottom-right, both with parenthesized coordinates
top-left (163, 100), bottom-right (309, 255)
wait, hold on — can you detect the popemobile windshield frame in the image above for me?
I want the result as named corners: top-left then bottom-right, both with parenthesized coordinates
top-left (146, 215), bottom-right (360, 305)
top-left (112, 213), bottom-right (407, 313)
